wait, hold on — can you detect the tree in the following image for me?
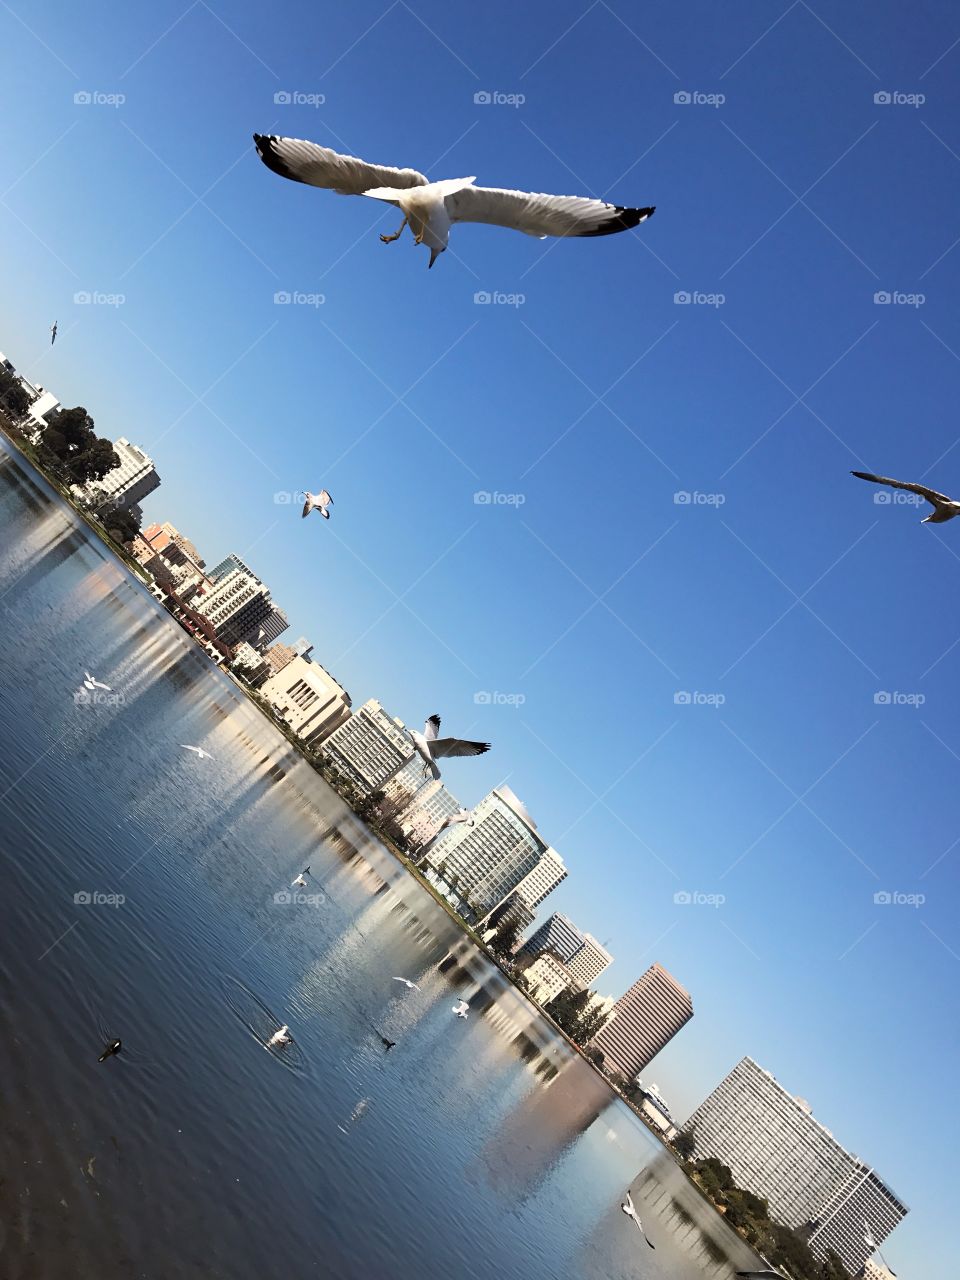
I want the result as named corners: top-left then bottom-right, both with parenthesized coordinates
top-left (673, 1127), bottom-right (696, 1160)
top-left (489, 918), bottom-right (522, 959)
top-left (73, 436), bottom-right (120, 484)
top-left (0, 368), bottom-right (31, 419)
top-left (102, 504), bottom-right (142, 546)
top-left (820, 1251), bottom-right (850, 1280)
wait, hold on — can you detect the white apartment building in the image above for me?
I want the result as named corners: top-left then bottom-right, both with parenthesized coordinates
top-left (510, 846), bottom-right (568, 911)
top-left (566, 932), bottom-right (613, 986)
top-left (522, 952), bottom-right (573, 1004)
top-left (87, 437), bottom-right (160, 510)
top-left (192, 567), bottom-right (273, 649)
top-left (321, 698), bottom-right (414, 792)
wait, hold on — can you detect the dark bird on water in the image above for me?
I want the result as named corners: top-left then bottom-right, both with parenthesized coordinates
top-left (98, 1039), bottom-right (121, 1062)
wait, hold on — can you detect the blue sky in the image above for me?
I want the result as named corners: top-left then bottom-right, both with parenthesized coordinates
top-left (3, 1), bottom-right (959, 1270)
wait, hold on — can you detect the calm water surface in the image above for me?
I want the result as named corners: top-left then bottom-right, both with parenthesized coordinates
top-left (0, 439), bottom-right (764, 1278)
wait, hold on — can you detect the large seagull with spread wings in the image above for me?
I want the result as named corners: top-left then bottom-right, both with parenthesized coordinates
top-left (253, 134), bottom-right (655, 268)
top-left (409, 715), bottom-right (490, 780)
top-left (851, 470), bottom-right (960, 523)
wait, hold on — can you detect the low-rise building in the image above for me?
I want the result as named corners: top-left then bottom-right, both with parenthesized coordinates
top-left (519, 952), bottom-right (573, 1004)
top-left (259, 654), bottom-right (351, 744)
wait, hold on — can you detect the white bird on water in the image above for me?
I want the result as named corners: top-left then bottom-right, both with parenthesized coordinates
top-left (410, 716), bottom-right (490, 781)
top-left (267, 1024), bottom-right (292, 1047)
top-left (84, 671), bottom-right (111, 691)
top-left (851, 470), bottom-right (960, 523)
top-left (302, 489), bottom-right (333, 520)
top-left (452, 1000), bottom-right (469, 1019)
top-left (253, 134), bottom-right (655, 269)
top-left (392, 977), bottom-right (419, 990)
top-left (620, 1190), bottom-right (655, 1249)
top-left (181, 745), bottom-right (213, 760)
top-left (292, 866), bottom-right (310, 888)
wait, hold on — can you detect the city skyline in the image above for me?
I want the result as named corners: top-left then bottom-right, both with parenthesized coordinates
top-left (5, 1), bottom-right (960, 1271)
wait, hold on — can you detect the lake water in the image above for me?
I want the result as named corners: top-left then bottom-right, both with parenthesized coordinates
top-left (0, 436), bottom-right (765, 1278)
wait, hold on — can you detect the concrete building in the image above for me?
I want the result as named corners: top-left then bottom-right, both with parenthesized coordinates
top-left (520, 913), bottom-right (612, 986)
top-left (486, 891), bottom-right (536, 938)
top-left (192, 566), bottom-right (274, 649)
top-left (862, 1260), bottom-right (897, 1280)
top-left (635, 1081), bottom-right (677, 1141)
top-left (230, 641), bottom-right (270, 686)
top-left (321, 698), bottom-right (414, 792)
top-left (399, 780), bottom-right (465, 845)
top-left (87, 437), bottom-right (160, 511)
top-left (591, 963), bottom-right (693, 1079)
top-left (250, 605), bottom-right (289, 648)
top-left (510, 847), bottom-right (568, 912)
top-left (259, 654), bottom-right (351, 744)
top-left (423, 786), bottom-right (564, 924)
top-left (209, 553), bottom-right (254, 583)
top-left (682, 1057), bottom-right (907, 1275)
top-left (264, 641), bottom-right (298, 676)
top-left (521, 952), bottom-right (573, 1004)
top-left (567, 933), bottom-right (613, 986)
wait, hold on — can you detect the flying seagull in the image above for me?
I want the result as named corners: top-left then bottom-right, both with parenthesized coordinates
top-left (452, 999), bottom-right (469, 1019)
top-left (50, 321), bottom-right (58, 346)
top-left (420, 809), bottom-right (475, 854)
top-left (621, 1190), bottom-right (655, 1248)
top-left (84, 671), bottom-right (111, 691)
top-left (302, 489), bottom-right (333, 520)
top-left (253, 134), bottom-right (655, 269)
top-left (98, 1038), bottom-right (121, 1063)
top-left (851, 470), bottom-right (960, 523)
top-left (181, 744), bottom-right (213, 760)
top-left (410, 715), bottom-right (490, 781)
top-left (291, 866), bottom-right (310, 888)
top-left (392, 977), bottom-right (419, 990)
top-left (267, 1024), bottom-right (292, 1047)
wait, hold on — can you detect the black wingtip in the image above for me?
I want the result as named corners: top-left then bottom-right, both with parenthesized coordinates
top-left (578, 205), bottom-right (656, 238)
top-left (253, 132), bottom-right (307, 185)
top-left (851, 471), bottom-right (874, 481)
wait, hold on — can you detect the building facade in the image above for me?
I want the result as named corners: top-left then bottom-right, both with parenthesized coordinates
top-left (259, 654), bottom-right (350, 744)
top-left (509, 847), bottom-right (568, 911)
top-left (321, 699), bottom-right (414, 792)
top-left (521, 913), bottom-right (585, 965)
top-left (566, 933), bottom-right (614, 986)
top-left (520, 952), bottom-right (573, 1004)
top-left (591, 963), bottom-right (693, 1079)
top-left (92, 437), bottom-right (160, 510)
top-left (192, 567), bottom-right (273, 649)
top-left (682, 1057), bottom-right (907, 1274)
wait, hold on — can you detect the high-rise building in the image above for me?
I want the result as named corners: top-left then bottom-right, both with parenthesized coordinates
top-left (88, 437), bottom-right (160, 510)
top-left (192, 566), bottom-right (273, 648)
top-left (424, 786), bottom-right (565, 923)
top-left (863, 1260), bottom-right (897, 1280)
top-left (321, 699), bottom-right (414, 792)
top-left (259, 654), bottom-right (350, 744)
top-left (566, 933), bottom-right (613, 986)
top-left (208, 553), bottom-right (255, 584)
top-left (398, 780), bottom-right (464, 844)
top-left (521, 952), bottom-right (573, 1004)
top-left (247, 605), bottom-right (289, 648)
top-left (682, 1057), bottom-right (907, 1275)
top-left (510, 846), bottom-right (568, 911)
top-left (591, 963), bottom-right (693, 1078)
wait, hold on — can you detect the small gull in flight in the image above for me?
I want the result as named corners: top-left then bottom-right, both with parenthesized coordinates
top-left (410, 715), bottom-right (490, 781)
top-left (620, 1191), bottom-right (655, 1248)
top-left (254, 134), bottom-right (655, 269)
top-left (292, 866), bottom-right (310, 888)
top-left (181, 745), bottom-right (213, 760)
top-left (302, 489), bottom-right (333, 520)
top-left (84, 671), bottom-right (111, 691)
top-left (50, 321), bottom-right (58, 346)
top-left (852, 470), bottom-right (960, 523)
top-left (392, 977), bottom-right (419, 990)
top-left (452, 999), bottom-right (469, 1019)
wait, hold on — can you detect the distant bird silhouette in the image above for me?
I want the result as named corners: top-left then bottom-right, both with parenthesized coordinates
top-left (50, 320), bottom-right (58, 345)
top-left (377, 1033), bottom-right (396, 1051)
top-left (621, 1190), bottom-right (655, 1248)
top-left (392, 977), bottom-right (419, 990)
top-left (410, 715), bottom-right (490, 781)
top-left (851, 470), bottom-right (960, 523)
top-left (302, 489), bottom-right (333, 520)
top-left (98, 1038), bottom-right (121, 1062)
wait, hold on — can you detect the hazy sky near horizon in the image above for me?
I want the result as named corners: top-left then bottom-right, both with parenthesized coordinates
top-left (3, 2), bottom-right (960, 1271)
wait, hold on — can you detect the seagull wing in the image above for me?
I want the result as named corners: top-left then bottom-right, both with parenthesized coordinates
top-left (319, 490), bottom-right (333, 506)
top-left (254, 135), bottom-right (429, 196)
top-left (302, 494), bottom-right (314, 518)
top-left (851, 471), bottom-right (955, 507)
top-left (431, 737), bottom-right (491, 759)
top-left (423, 715), bottom-right (441, 742)
top-left (446, 185), bottom-right (655, 240)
